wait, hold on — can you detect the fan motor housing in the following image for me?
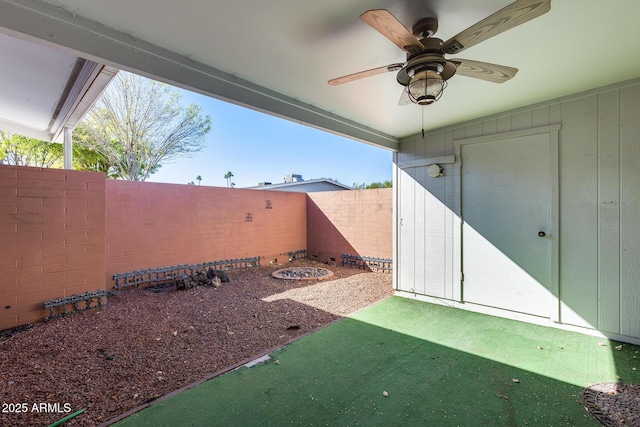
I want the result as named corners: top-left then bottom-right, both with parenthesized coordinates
top-left (397, 54), bottom-right (457, 86)
top-left (397, 36), bottom-right (457, 87)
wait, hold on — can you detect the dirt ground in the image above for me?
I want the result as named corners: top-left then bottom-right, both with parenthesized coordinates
top-left (0, 260), bottom-right (393, 426)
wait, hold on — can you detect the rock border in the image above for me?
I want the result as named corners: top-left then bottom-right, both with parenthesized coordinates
top-left (272, 267), bottom-right (335, 280)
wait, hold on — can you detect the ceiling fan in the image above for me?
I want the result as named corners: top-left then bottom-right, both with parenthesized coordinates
top-left (328, 0), bottom-right (551, 106)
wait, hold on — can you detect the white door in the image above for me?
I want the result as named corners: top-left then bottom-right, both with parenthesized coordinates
top-left (461, 133), bottom-right (555, 318)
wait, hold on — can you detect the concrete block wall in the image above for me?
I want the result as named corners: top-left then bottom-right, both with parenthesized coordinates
top-left (306, 188), bottom-right (393, 264)
top-left (0, 165), bottom-right (106, 329)
top-left (105, 181), bottom-right (307, 282)
top-left (0, 164), bottom-right (391, 330)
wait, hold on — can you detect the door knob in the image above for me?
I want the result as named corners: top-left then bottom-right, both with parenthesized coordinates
top-left (538, 231), bottom-right (546, 237)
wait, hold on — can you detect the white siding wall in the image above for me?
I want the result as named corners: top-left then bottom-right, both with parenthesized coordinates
top-left (395, 78), bottom-right (640, 342)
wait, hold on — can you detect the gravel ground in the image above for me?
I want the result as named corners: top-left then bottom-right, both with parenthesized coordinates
top-left (0, 260), bottom-right (393, 427)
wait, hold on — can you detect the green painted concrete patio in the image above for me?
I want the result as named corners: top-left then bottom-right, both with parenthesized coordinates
top-left (112, 297), bottom-right (640, 426)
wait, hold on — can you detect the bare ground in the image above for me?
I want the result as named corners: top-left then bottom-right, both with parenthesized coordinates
top-left (0, 260), bottom-right (393, 427)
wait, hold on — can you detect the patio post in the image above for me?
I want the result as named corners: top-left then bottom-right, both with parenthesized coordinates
top-left (63, 126), bottom-right (73, 170)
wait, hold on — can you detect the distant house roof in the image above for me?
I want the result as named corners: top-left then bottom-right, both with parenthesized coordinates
top-left (248, 178), bottom-right (352, 193)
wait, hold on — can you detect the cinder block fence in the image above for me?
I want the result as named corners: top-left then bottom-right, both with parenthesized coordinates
top-left (0, 165), bottom-right (392, 329)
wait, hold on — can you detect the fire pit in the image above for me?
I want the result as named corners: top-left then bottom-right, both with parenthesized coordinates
top-left (272, 267), bottom-right (334, 280)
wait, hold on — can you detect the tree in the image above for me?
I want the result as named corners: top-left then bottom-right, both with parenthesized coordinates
top-left (72, 124), bottom-right (113, 174)
top-left (0, 131), bottom-right (63, 168)
top-left (352, 180), bottom-right (393, 189)
top-left (0, 129), bottom-right (112, 174)
top-left (77, 71), bottom-right (211, 181)
top-left (224, 171), bottom-right (234, 188)
top-left (196, 175), bottom-right (202, 186)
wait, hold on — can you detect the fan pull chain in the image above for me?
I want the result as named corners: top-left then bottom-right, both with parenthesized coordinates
top-left (421, 106), bottom-right (426, 139)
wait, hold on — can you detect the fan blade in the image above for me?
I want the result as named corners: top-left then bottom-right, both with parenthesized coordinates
top-left (442, 0), bottom-right (550, 54)
top-left (328, 63), bottom-right (404, 86)
top-left (360, 9), bottom-right (424, 54)
top-left (451, 58), bottom-right (518, 83)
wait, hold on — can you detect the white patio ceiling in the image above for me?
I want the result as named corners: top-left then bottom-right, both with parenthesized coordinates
top-left (1, 0), bottom-right (639, 149)
top-left (0, 31), bottom-right (116, 143)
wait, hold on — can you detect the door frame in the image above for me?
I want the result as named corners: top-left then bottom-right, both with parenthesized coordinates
top-left (453, 124), bottom-right (561, 322)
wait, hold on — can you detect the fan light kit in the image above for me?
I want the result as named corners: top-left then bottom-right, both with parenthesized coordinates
top-left (407, 68), bottom-right (446, 105)
top-left (328, 0), bottom-right (551, 106)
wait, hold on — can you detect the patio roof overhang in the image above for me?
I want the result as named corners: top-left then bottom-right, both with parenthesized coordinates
top-left (0, 31), bottom-right (117, 146)
top-left (2, 0), bottom-right (638, 153)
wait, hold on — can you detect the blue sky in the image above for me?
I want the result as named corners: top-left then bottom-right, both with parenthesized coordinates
top-left (147, 89), bottom-right (393, 188)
